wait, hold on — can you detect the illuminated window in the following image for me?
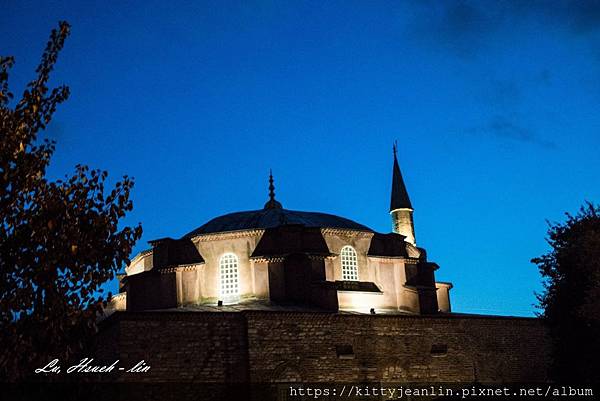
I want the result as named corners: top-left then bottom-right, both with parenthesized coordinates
top-left (340, 246), bottom-right (359, 281)
top-left (219, 253), bottom-right (239, 300)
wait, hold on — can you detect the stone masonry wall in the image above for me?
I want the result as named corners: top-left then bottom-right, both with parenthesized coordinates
top-left (245, 312), bottom-right (549, 383)
top-left (97, 312), bottom-right (249, 382)
top-left (96, 311), bottom-right (550, 383)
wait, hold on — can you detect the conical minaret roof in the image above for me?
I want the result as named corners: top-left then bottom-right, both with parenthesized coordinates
top-left (390, 143), bottom-right (412, 211)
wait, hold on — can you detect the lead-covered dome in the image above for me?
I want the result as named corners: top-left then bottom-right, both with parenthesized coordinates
top-left (184, 207), bottom-right (372, 237)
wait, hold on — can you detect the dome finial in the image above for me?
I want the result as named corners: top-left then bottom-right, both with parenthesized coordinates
top-left (269, 169), bottom-right (275, 201)
top-left (264, 169), bottom-right (282, 209)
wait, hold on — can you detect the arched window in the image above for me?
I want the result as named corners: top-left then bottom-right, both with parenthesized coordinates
top-left (219, 253), bottom-right (239, 300)
top-left (340, 246), bottom-right (359, 281)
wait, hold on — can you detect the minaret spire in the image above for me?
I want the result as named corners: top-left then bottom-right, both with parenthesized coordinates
top-left (390, 142), bottom-right (413, 211)
top-left (389, 143), bottom-right (416, 244)
top-left (268, 169), bottom-right (275, 201)
top-left (264, 169), bottom-right (282, 209)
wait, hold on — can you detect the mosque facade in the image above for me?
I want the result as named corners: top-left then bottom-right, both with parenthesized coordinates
top-left (113, 147), bottom-right (452, 315)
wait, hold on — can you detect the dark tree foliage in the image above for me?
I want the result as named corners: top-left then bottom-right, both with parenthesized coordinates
top-left (0, 22), bottom-right (142, 381)
top-left (532, 202), bottom-right (600, 383)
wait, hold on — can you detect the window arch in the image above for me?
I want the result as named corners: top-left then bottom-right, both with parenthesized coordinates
top-left (340, 246), bottom-right (359, 281)
top-left (219, 253), bottom-right (239, 300)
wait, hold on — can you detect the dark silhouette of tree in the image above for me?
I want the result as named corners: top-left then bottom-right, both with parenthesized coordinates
top-left (0, 22), bottom-right (142, 381)
top-left (532, 202), bottom-right (600, 383)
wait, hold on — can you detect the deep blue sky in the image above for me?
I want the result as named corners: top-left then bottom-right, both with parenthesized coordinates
top-left (3, 1), bottom-right (600, 316)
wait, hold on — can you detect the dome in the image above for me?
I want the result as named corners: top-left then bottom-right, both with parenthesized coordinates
top-left (184, 208), bottom-right (373, 237)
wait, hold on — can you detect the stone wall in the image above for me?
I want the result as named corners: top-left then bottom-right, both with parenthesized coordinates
top-left (96, 311), bottom-right (550, 383)
top-left (96, 312), bottom-right (249, 382)
top-left (245, 312), bottom-right (549, 383)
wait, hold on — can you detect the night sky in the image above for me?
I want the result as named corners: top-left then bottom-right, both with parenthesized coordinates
top-left (3, 1), bottom-right (600, 316)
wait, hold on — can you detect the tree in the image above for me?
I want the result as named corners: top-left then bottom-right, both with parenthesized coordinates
top-left (532, 202), bottom-right (600, 383)
top-left (0, 22), bottom-right (142, 381)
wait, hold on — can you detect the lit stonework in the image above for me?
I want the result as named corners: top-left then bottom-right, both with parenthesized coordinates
top-left (112, 148), bottom-right (452, 315)
top-left (391, 208), bottom-right (416, 245)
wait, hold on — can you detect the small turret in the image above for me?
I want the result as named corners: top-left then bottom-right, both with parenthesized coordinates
top-left (390, 143), bottom-right (416, 245)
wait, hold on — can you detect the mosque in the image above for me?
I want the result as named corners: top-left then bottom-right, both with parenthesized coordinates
top-left (112, 146), bottom-right (452, 314)
top-left (99, 147), bottom-right (549, 386)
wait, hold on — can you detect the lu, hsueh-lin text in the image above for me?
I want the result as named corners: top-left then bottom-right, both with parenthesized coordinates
top-left (34, 358), bottom-right (150, 374)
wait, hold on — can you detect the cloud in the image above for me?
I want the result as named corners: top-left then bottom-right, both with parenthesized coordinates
top-left (528, 0), bottom-right (600, 34)
top-left (400, 1), bottom-right (596, 150)
top-left (403, 1), bottom-right (501, 58)
top-left (403, 0), bottom-right (600, 57)
top-left (469, 115), bottom-right (556, 149)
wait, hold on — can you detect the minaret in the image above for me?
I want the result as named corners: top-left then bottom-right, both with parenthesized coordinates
top-left (390, 143), bottom-right (416, 245)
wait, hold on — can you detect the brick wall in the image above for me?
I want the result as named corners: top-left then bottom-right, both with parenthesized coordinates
top-left (96, 311), bottom-right (550, 383)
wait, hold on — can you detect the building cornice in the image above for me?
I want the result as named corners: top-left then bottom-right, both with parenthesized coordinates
top-left (129, 248), bottom-right (153, 266)
top-left (366, 255), bottom-right (420, 264)
top-left (190, 227), bottom-right (374, 242)
top-left (320, 228), bottom-right (374, 238)
top-left (109, 292), bottom-right (126, 301)
top-left (389, 208), bottom-right (413, 213)
top-left (308, 253), bottom-right (335, 261)
top-left (250, 256), bottom-right (284, 263)
top-left (250, 253), bottom-right (333, 263)
top-left (191, 229), bottom-right (265, 242)
top-left (159, 263), bottom-right (204, 273)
